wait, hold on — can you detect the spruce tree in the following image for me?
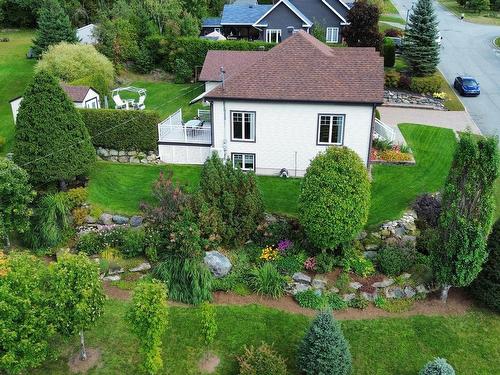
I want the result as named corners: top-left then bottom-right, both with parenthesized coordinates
top-left (298, 310), bottom-right (352, 375)
top-left (431, 133), bottom-right (499, 302)
top-left (471, 219), bottom-right (500, 312)
top-left (403, 0), bottom-right (440, 76)
top-left (419, 358), bottom-right (456, 375)
top-left (32, 0), bottom-right (77, 57)
top-left (13, 71), bottom-right (95, 188)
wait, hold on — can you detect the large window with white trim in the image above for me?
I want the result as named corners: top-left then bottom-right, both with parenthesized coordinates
top-left (231, 111), bottom-right (255, 142)
top-left (232, 153), bottom-right (255, 171)
top-left (265, 29), bottom-right (282, 43)
top-left (326, 27), bottom-right (339, 43)
top-left (317, 114), bottom-right (344, 145)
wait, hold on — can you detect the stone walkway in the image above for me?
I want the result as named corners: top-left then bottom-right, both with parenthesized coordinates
top-left (378, 106), bottom-right (482, 136)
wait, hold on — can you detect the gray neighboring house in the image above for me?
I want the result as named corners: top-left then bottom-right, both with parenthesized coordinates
top-left (201, 0), bottom-right (351, 44)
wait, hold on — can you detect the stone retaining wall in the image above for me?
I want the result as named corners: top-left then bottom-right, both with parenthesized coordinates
top-left (384, 90), bottom-right (446, 110)
top-left (96, 147), bottom-right (161, 164)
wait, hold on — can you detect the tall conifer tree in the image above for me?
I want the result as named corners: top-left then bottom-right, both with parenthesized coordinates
top-left (403, 0), bottom-right (440, 76)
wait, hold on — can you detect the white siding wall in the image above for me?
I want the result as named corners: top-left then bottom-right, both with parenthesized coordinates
top-left (77, 24), bottom-right (97, 45)
top-left (9, 97), bottom-right (22, 123)
top-left (211, 100), bottom-right (373, 176)
top-left (204, 81), bottom-right (220, 92)
top-left (81, 90), bottom-right (101, 109)
top-left (158, 145), bottom-right (212, 165)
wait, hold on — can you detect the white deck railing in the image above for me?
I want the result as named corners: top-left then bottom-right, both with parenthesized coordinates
top-left (374, 118), bottom-right (395, 143)
top-left (158, 108), bottom-right (212, 144)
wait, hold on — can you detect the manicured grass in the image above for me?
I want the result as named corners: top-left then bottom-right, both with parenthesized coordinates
top-left (438, 71), bottom-right (465, 111)
top-left (33, 300), bottom-right (500, 374)
top-left (368, 124), bottom-right (456, 226)
top-left (437, 0), bottom-right (500, 26)
top-left (380, 14), bottom-right (406, 24)
top-left (87, 162), bottom-right (300, 216)
top-left (116, 80), bottom-right (205, 120)
top-left (495, 37), bottom-right (500, 48)
top-left (0, 30), bottom-right (35, 154)
top-left (383, 0), bottom-right (399, 15)
top-left (89, 124), bottom-right (458, 226)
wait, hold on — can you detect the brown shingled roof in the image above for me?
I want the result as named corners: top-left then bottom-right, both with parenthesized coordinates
top-left (204, 31), bottom-right (384, 104)
top-left (199, 50), bottom-right (267, 82)
top-left (60, 84), bottom-right (93, 102)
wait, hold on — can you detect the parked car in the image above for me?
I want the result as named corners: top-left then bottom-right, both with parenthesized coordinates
top-left (454, 76), bottom-right (480, 96)
top-left (387, 37), bottom-right (403, 54)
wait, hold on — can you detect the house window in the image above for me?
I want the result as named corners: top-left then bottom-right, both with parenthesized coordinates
top-left (265, 29), bottom-right (282, 43)
top-left (85, 98), bottom-right (98, 109)
top-left (317, 114), bottom-right (344, 145)
top-left (232, 153), bottom-right (255, 171)
top-left (326, 27), bottom-right (339, 43)
top-left (231, 111), bottom-right (255, 142)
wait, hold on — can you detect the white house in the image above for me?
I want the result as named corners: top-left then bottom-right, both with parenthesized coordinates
top-left (158, 31), bottom-right (384, 176)
top-left (10, 85), bottom-right (100, 123)
top-left (77, 24), bottom-right (98, 45)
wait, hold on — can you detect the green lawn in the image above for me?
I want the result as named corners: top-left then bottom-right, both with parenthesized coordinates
top-left (380, 14), bottom-right (406, 24)
top-left (383, 0), bottom-right (399, 15)
top-left (33, 300), bottom-right (500, 374)
top-left (437, 0), bottom-right (500, 26)
top-left (0, 30), bottom-right (35, 154)
top-left (88, 124), bottom-right (459, 226)
top-left (369, 124), bottom-right (456, 226)
top-left (116, 80), bottom-right (205, 120)
top-left (495, 37), bottom-right (500, 48)
top-left (87, 162), bottom-right (300, 217)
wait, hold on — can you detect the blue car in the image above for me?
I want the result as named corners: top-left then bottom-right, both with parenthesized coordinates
top-left (454, 76), bottom-right (480, 96)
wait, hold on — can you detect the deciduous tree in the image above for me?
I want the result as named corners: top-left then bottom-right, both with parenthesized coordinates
top-left (50, 253), bottom-right (105, 361)
top-left (127, 280), bottom-right (168, 375)
top-left (0, 158), bottom-right (35, 247)
top-left (0, 252), bottom-right (55, 374)
top-left (343, 0), bottom-right (383, 49)
top-left (431, 132), bottom-right (499, 302)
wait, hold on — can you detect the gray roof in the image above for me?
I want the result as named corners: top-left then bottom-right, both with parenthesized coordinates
top-left (220, 4), bottom-right (272, 25)
top-left (202, 17), bottom-right (222, 27)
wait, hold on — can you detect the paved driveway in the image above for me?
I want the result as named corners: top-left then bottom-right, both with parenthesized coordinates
top-left (391, 0), bottom-right (500, 137)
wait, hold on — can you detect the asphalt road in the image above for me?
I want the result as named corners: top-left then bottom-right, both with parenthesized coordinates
top-left (392, 0), bottom-right (500, 136)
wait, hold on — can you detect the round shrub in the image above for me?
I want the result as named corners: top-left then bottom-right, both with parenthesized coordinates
top-left (294, 289), bottom-right (328, 310)
top-left (376, 245), bottom-right (416, 276)
top-left (298, 310), bottom-right (352, 375)
top-left (238, 343), bottom-right (288, 375)
top-left (76, 232), bottom-right (104, 255)
top-left (299, 147), bottom-right (370, 250)
top-left (471, 219), bottom-right (500, 312)
top-left (419, 358), bottom-right (455, 375)
top-left (121, 229), bottom-right (146, 258)
top-left (35, 42), bottom-right (114, 96)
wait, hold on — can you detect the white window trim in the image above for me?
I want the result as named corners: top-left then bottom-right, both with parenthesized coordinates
top-left (317, 114), bottom-right (344, 145)
top-left (326, 27), bottom-right (339, 43)
top-left (231, 111), bottom-right (256, 142)
top-left (265, 29), bottom-right (282, 43)
top-left (232, 153), bottom-right (255, 171)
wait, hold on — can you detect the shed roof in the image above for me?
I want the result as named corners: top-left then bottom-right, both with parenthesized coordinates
top-left (205, 31), bottom-right (384, 104)
top-left (60, 85), bottom-right (96, 102)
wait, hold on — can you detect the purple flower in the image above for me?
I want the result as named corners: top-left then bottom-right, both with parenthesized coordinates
top-left (277, 239), bottom-right (292, 252)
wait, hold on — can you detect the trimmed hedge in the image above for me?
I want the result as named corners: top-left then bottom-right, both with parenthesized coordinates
top-left (410, 75), bottom-right (443, 94)
top-left (166, 37), bottom-right (274, 72)
top-left (79, 109), bottom-right (161, 152)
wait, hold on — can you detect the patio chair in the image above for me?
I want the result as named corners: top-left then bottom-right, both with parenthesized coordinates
top-left (112, 95), bottom-right (127, 110)
top-left (134, 94), bottom-right (146, 110)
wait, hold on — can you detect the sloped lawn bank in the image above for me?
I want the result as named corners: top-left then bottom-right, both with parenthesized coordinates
top-left (88, 124), bottom-right (457, 226)
top-left (33, 300), bottom-right (500, 374)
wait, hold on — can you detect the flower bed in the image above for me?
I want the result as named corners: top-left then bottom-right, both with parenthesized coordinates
top-left (370, 139), bottom-right (415, 164)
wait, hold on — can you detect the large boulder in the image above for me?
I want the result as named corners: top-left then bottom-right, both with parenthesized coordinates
top-left (292, 272), bottom-right (312, 284)
top-left (130, 215), bottom-right (143, 227)
top-left (112, 215), bottom-right (129, 224)
top-left (204, 251), bottom-right (232, 278)
top-left (99, 213), bottom-right (113, 225)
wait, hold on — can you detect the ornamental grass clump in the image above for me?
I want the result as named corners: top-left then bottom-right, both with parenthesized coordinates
top-left (249, 263), bottom-right (285, 299)
top-left (298, 310), bottom-right (352, 375)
